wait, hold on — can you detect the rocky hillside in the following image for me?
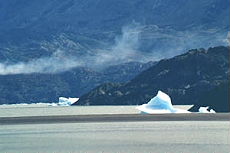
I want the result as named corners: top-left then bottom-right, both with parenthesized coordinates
top-left (75, 46), bottom-right (229, 112)
top-left (0, 0), bottom-right (229, 63)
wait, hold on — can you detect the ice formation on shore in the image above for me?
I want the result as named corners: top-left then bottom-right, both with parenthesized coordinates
top-left (1, 97), bottom-right (79, 107)
top-left (198, 107), bottom-right (216, 113)
top-left (58, 97), bottom-right (79, 106)
top-left (46, 97), bottom-right (79, 106)
top-left (136, 91), bottom-right (190, 114)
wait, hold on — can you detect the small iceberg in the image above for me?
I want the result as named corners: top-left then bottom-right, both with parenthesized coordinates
top-left (58, 97), bottom-right (79, 106)
top-left (136, 91), bottom-right (190, 114)
top-left (198, 106), bottom-right (216, 113)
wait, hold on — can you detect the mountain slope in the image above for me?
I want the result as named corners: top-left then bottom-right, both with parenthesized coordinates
top-left (75, 46), bottom-right (229, 112)
top-left (0, 0), bottom-right (229, 63)
top-left (189, 81), bottom-right (229, 112)
top-left (1, 0), bottom-right (228, 32)
top-left (0, 61), bottom-right (155, 104)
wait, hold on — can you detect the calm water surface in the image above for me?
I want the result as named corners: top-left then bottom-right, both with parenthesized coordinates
top-left (0, 121), bottom-right (229, 153)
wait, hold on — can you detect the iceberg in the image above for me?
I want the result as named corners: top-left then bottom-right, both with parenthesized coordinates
top-left (198, 106), bottom-right (216, 113)
top-left (58, 97), bottom-right (79, 106)
top-left (0, 97), bottom-right (79, 107)
top-left (136, 91), bottom-right (190, 114)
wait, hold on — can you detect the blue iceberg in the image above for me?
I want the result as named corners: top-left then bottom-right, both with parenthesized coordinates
top-left (136, 91), bottom-right (190, 114)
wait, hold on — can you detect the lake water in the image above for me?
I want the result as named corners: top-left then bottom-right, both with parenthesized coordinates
top-left (0, 104), bottom-right (228, 153)
top-left (0, 104), bottom-right (193, 117)
top-left (0, 121), bottom-right (229, 153)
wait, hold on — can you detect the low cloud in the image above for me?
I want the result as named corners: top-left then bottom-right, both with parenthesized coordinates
top-left (0, 23), bottom-right (228, 75)
top-left (0, 50), bottom-right (82, 75)
top-left (0, 24), bottom-right (144, 75)
top-left (90, 24), bottom-right (148, 68)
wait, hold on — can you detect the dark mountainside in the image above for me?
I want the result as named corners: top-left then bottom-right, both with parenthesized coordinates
top-left (0, 61), bottom-right (155, 104)
top-left (189, 81), bottom-right (229, 112)
top-left (0, 0), bottom-right (229, 63)
top-left (75, 46), bottom-right (230, 112)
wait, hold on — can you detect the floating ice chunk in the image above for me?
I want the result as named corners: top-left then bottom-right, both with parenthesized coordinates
top-left (136, 91), bottom-right (190, 114)
top-left (47, 103), bottom-right (58, 106)
top-left (58, 97), bottom-right (79, 106)
top-left (199, 106), bottom-right (216, 113)
top-left (198, 107), bottom-right (209, 113)
top-left (210, 109), bottom-right (216, 113)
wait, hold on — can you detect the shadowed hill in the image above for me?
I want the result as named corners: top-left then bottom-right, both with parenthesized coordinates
top-left (75, 46), bottom-right (229, 112)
